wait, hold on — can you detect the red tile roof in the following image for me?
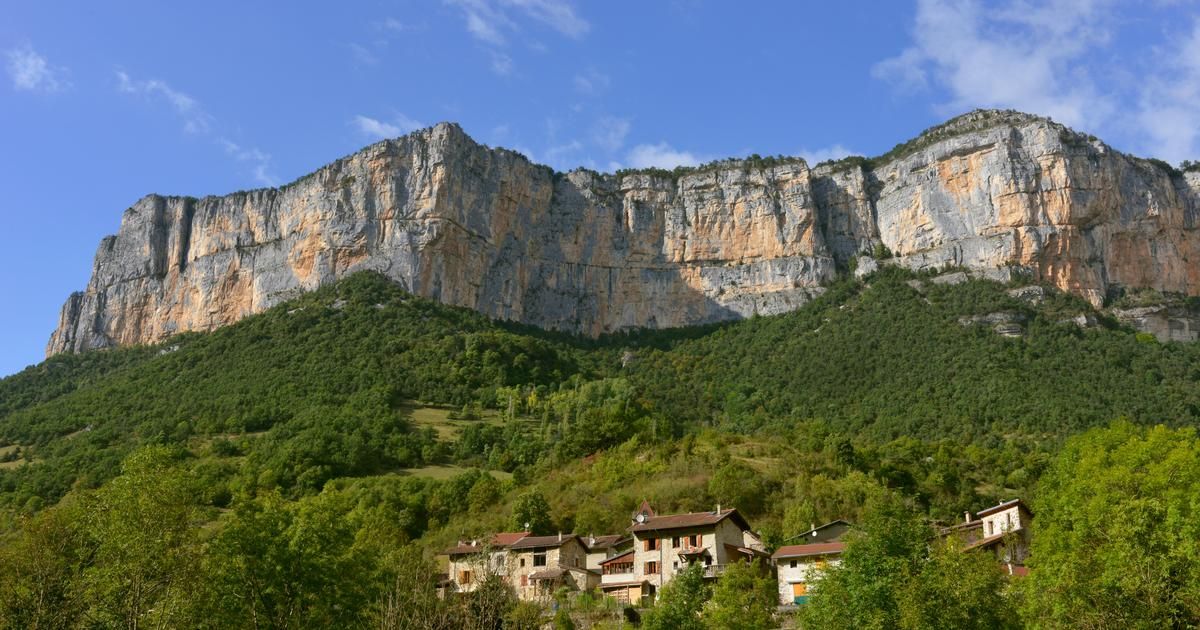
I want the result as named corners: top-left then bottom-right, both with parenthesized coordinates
top-left (491, 531), bottom-right (531, 546)
top-left (630, 508), bottom-right (750, 533)
top-left (442, 531), bottom-right (529, 555)
top-left (771, 542), bottom-right (847, 559)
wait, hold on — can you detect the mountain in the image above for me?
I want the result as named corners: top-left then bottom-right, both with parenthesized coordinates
top-left (8, 268), bottom-right (1200, 511)
top-left (47, 109), bottom-right (1200, 356)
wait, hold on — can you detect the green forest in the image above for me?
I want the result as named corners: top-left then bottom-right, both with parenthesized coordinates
top-left (3, 268), bottom-right (1200, 627)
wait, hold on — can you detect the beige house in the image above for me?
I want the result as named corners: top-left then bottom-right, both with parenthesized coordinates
top-left (444, 531), bottom-right (530, 593)
top-left (943, 498), bottom-right (1033, 576)
top-left (602, 501), bottom-right (766, 603)
top-left (506, 534), bottom-right (596, 601)
top-left (583, 534), bottom-right (632, 573)
top-left (771, 541), bottom-right (846, 605)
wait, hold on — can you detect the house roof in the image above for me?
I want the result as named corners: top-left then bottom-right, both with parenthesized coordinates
top-left (785, 519), bottom-right (851, 542)
top-left (492, 531), bottom-right (532, 546)
top-left (585, 534), bottom-right (627, 551)
top-left (771, 542), bottom-right (847, 559)
top-left (509, 534), bottom-right (581, 550)
top-left (977, 499), bottom-right (1029, 518)
top-left (529, 567), bottom-right (566, 580)
top-left (442, 531), bottom-right (530, 555)
top-left (962, 531), bottom-right (1019, 552)
top-left (599, 550), bottom-right (634, 565)
top-left (629, 508), bottom-right (751, 533)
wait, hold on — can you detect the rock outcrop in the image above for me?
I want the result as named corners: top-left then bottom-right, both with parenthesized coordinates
top-left (47, 110), bottom-right (1200, 355)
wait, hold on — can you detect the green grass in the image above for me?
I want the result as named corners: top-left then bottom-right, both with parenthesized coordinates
top-left (404, 464), bottom-right (512, 481)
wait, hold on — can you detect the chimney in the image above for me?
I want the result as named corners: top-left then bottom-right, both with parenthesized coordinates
top-left (717, 503), bottom-right (721, 514)
top-left (558, 531), bottom-right (563, 543)
top-left (964, 511), bottom-right (972, 523)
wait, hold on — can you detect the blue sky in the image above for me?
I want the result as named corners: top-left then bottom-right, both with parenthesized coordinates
top-left (2, 0), bottom-right (1200, 376)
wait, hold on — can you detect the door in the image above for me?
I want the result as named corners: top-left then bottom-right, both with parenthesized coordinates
top-left (792, 582), bottom-right (808, 605)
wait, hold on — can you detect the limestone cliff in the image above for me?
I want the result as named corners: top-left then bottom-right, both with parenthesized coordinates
top-left (47, 110), bottom-right (1200, 355)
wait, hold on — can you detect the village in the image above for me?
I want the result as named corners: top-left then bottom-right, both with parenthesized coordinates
top-left (441, 498), bottom-right (1032, 609)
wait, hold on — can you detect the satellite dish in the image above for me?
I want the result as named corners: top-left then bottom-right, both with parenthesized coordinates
top-left (524, 522), bottom-right (531, 530)
top-left (636, 513), bottom-right (646, 523)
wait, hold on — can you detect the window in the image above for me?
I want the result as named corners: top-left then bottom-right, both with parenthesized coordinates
top-left (459, 570), bottom-right (473, 584)
top-left (520, 558), bottom-right (526, 567)
top-left (645, 561), bottom-right (660, 574)
top-left (988, 521), bottom-right (994, 536)
top-left (533, 553), bottom-right (547, 567)
top-left (673, 561), bottom-right (678, 569)
top-left (573, 557), bottom-right (579, 567)
top-left (672, 536), bottom-right (680, 548)
top-left (689, 535), bottom-right (699, 547)
top-left (789, 559), bottom-right (797, 568)
top-left (644, 538), bottom-right (660, 551)
top-left (704, 557), bottom-right (712, 566)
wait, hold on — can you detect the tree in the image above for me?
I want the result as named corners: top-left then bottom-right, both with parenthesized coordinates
top-left (896, 538), bottom-right (1011, 630)
top-left (376, 546), bottom-right (459, 630)
top-left (707, 462), bottom-right (767, 514)
top-left (0, 501), bottom-right (88, 629)
top-left (802, 495), bottom-right (1010, 630)
top-left (702, 559), bottom-right (776, 630)
top-left (462, 573), bottom-right (515, 630)
top-left (510, 491), bottom-right (553, 535)
top-left (1020, 421), bottom-right (1200, 627)
top-left (79, 445), bottom-right (202, 629)
top-left (640, 563), bottom-right (708, 630)
top-left (194, 490), bottom-right (378, 629)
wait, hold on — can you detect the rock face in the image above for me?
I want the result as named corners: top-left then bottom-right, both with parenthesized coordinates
top-left (47, 110), bottom-right (1200, 355)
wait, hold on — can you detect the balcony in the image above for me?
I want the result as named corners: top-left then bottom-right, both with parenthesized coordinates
top-left (702, 564), bottom-right (727, 579)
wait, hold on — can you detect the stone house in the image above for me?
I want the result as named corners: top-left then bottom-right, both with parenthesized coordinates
top-left (604, 501), bottom-right (766, 603)
top-left (444, 531), bottom-right (530, 593)
top-left (771, 541), bottom-right (846, 605)
top-left (942, 498), bottom-right (1033, 576)
top-left (506, 534), bottom-right (596, 601)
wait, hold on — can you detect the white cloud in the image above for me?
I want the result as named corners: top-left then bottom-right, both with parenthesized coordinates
top-left (6, 44), bottom-right (69, 92)
top-left (574, 68), bottom-right (610, 95)
top-left (799, 144), bottom-right (855, 165)
top-left (445, 0), bottom-right (588, 74)
top-left (592, 116), bottom-right (630, 152)
top-left (1137, 18), bottom-right (1200, 163)
top-left (503, 0), bottom-right (589, 38)
top-left (116, 70), bottom-right (212, 134)
top-left (218, 138), bottom-right (276, 186)
top-left (377, 17), bottom-right (409, 32)
top-left (544, 139), bottom-right (584, 167)
top-left (490, 51), bottom-right (514, 75)
top-left (349, 43), bottom-right (380, 66)
top-left (116, 69), bottom-right (274, 184)
top-left (626, 142), bottom-right (703, 169)
top-left (354, 114), bottom-right (424, 139)
top-left (873, 0), bottom-right (1117, 129)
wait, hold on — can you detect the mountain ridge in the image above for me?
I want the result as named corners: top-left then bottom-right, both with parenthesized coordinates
top-left (47, 109), bottom-right (1200, 355)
